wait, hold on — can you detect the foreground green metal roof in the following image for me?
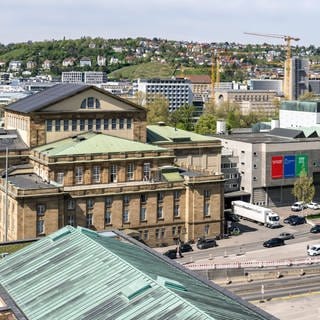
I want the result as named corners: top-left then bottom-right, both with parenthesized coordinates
top-left (33, 132), bottom-right (168, 156)
top-left (0, 227), bottom-right (274, 320)
top-left (147, 125), bottom-right (218, 143)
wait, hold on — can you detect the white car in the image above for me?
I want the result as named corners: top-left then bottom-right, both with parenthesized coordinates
top-left (307, 201), bottom-right (320, 210)
top-left (307, 244), bottom-right (320, 256)
top-left (291, 201), bottom-right (305, 211)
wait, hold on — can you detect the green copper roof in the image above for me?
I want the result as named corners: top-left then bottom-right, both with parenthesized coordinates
top-left (33, 132), bottom-right (168, 156)
top-left (0, 226), bottom-right (274, 320)
top-left (147, 125), bottom-right (217, 144)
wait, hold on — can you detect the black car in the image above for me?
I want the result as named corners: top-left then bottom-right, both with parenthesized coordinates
top-left (179, 243), bottom-right (193, 253)
top-left (163, 249), bottom-right (177, 259)
top-left (310, 225), bottom-right (320, 233)
top-left (283, 215), bottom-right (299, 224)
top-left (289, 216), bottom-right (306, 225)
top-left (263, 237), bottom-right (285, 248)
top-left (196, 238), bottom-right (217, 250)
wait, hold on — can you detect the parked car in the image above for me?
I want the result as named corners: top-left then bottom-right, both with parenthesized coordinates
top-left (179, 243), bottom-right (193, 253)
top-left (291, 201), bottom-right (306, 212)
top-left (263, 237), bottom-right (285, 248)
top-left (307, 201), bottom-right (320, 210)
top-left (307, 244), bottom-right (320, 256)
top-left (278, 232), bottom-right (295, 240)
top-left (196, 238), bottom-right (217, 250)
top-left (163, 249), bottom-right (177, 259)
top-left (283, 215), bottom-right (299, 224)
top-left (310, 225), bottom-right (320, 233)
top-left (289, 216), bottom-right (306, 225)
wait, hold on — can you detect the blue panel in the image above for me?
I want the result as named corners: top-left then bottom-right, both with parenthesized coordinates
top-left (284, 155), bottom-right (295, 178)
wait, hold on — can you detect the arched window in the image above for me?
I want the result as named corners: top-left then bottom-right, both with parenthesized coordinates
top-left (80, 97), bottom-right (101, 109)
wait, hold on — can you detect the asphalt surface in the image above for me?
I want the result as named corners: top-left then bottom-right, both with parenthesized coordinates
top-left (155, 205), bottom-right (320, 320)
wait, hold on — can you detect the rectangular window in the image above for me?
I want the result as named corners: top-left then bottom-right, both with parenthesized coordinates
top-left (105, 196), bottom-right (113, 208)
top-left (204, 202), bottom-right (210, 216)
top-left (63, 120), bottom-right (69, 131)
top-left (157, 192), bottom-right (164, 203)
top-left (204, 190), bottom-right (210, 198)
top-left (127, 118), bottom-right (132, 129)
top-left (119, 118), bottom-right (124, 129)
top-left (96, 119), bottom-right (101, 130)
top-left (140, 194), bottom-right (147, 204)
top-left (67, 215), bottom-right (75, 226)
top-left (110, 165), bottom-right (117, 182)
top-left (86, 214), bottom-right (93, 227)
top-left (56, 172), bottom-right (64, 184)
top-left (87, 199), bottom-right (94, 210)
top-left (75, 167), bottom-right (83, 184)
top-left (143, 163), bottom-right (150, 180)
top-left (143, 230), bottom-right (149, 240)
top-left (174, 190), bottom-right (180, 201)
top-left (157, 206), bottom-right (163, 219)
top-left (80, 119), bottom-right (85, 131)
top-left (161, 228), bottom-right (165, 238)
top-left (172, 226), bottom-right (176, 236)
top-left (104, 119), bottom-right (109, 130)
top-left (36, 204), bottom-right (46, 216)
top-left (123, 195), bottom-right (130, 206)
top-left (155, 228), bottom-right (160, 239)
top-left (112, 118), bottom-right (117, 129)
top-left (67, 199), bottom-right (75, 210)
top-left (46, 120), bottom-right (52, 132)
top-left (88, 119), bottom-right (93, 130)
top-left (174, 204), bottom-right (180, 217)
top-left (140, 207), bottom-right (146, 221)
top-left (127, 163), bottom-right (134, 181)
top-left (92, 166), bottom-right (101, 183)
top-left (123, 209), bottom-right (129, 223)
top-left (55, 120), bottom-right (61, 132)
top-left (105, 209), bottom-right (111, 225)
top-left (72, 119), bottom-right (77, 131)
top-left (37, 220), bottom-right (44, 234)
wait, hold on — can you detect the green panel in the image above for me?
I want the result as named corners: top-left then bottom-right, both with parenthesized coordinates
top-left (296, 154), bottom-right (308, 176)
top-left (162, 172), bottom-right (184, 182)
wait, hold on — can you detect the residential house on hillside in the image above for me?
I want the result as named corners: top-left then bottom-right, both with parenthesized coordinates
top-left (80, 57), bottom-right (91, 67)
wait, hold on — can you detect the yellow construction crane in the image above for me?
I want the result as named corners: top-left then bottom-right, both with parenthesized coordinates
top-left (211, 49), bottom-right (221, 101)
top-left (244, 32), bottom-right (300, 98)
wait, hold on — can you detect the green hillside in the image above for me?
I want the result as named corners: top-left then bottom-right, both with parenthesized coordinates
top-left (109, 62), bottom-right (175, 80)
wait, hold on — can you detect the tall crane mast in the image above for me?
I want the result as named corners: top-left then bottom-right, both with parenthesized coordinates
top-left (211, 49), bottom-right (221, 101)
top-left (244, 32), bottom-right (300, 98)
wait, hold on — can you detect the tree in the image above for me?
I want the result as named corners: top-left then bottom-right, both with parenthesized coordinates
top-left (145, 95), bottom-right (169, 124)
top-left (298, 92), bottom-right (319, 101)
top-left (133, 91), bottom-right (146, 106)
top-left (194, 114), bottom-right (217, 135)
top-left (169, 105), bottom-right (195, 131)
top-left (292, 171), bottom-right (315, 203)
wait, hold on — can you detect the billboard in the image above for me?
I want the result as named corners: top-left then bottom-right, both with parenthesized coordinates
top-left (271, 156), bottom-right (283, 179)
top-left (296, 155), bottom-right (308, 176)
top-left (284, 155), bottom-right (295, 178)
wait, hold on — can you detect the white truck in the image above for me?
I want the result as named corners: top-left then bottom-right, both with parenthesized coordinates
top-left (232, 200), bottom-right (280, 228)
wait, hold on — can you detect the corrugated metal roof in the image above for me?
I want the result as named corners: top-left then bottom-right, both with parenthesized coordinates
top-left (33, 132), bottom-right (168, 156)
top-left (0, 226), bottom-right (275, 320)
top-left (147, 125), bottom-right (218, 143)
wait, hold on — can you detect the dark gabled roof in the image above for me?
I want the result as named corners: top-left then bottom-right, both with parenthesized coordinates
top-left (4, 83), bottom-right (146, 114)
top-left (269, 128), bottom-right (305, 139)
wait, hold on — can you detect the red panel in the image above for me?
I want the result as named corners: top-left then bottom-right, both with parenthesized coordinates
top-left (271, 156), bottom-right (283, 179)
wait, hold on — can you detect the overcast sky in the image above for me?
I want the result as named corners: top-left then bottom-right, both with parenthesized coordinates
top-left (1, 0), bottom-right (319, 46)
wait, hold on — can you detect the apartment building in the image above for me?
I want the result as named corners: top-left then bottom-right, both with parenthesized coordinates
top-left (62, 71), bottom-right (107, 84)
top-left (0, 84), bottom-right (224, 246)
top-left (133, 78), bottom-right (193, 111)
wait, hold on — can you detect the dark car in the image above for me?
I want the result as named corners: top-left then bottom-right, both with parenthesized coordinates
top-left (263, 237), bottom-right (285, 248)
top-left (283, 215), bottom-right (299, 224)
top-left (179, 243), bottom-right (193, 253)
top-left (163, 249), bottom-right (177, 259)
top-left (289, 216), bottom-right (306, 225)
top-left (196, 238), bottom-right (217, 250)
top-left (310, 225), bottom-right (320, 233)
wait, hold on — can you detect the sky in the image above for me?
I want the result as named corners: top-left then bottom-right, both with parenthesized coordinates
top-left (1, 0), bottom-right (319, 47)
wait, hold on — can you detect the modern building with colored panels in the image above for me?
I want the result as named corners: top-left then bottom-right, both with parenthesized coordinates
top-left (218, 128), bottom-right (320, 207)
top-left (0, 226), bottom-right (275, 320)
top-left (0, 84), bottom-right (224, 246)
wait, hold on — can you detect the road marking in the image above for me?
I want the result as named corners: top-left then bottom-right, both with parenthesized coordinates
top-left (250, 291), bottom-right (320, 303)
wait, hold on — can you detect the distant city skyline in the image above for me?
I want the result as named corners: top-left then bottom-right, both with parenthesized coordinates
top-left (2, 0), bottom-right (320, 47)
